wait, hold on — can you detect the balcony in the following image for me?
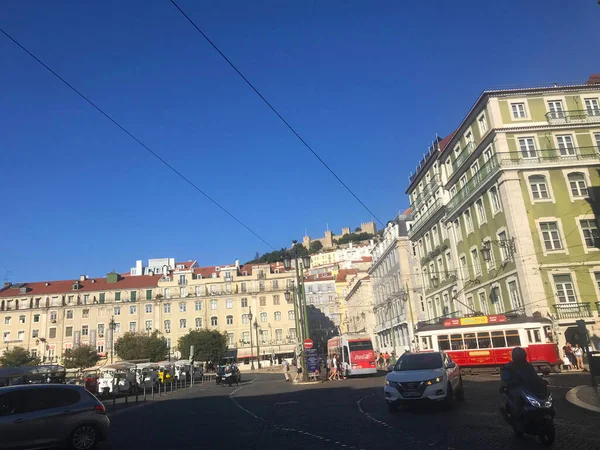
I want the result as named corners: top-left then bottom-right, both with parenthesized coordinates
top-left (446, 155), bottom-right (500, 216)
top-left (497, 147), bottom-right (599, 167)
top-left (545, 109), bottom-right (600, 125)
top-left (410, 174), bottom-right (442, 211)
top-left (407, 198), bottom-right (445, 239)
top-left (451, 141), bottom-right (476, 174)
top-left (552, 302), bottom-right (593, 320)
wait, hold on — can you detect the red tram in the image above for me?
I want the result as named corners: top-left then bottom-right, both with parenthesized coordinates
top-left (415, 314), bottom-right (562, 373)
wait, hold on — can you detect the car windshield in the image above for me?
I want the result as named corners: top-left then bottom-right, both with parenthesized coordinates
top-left (394, 353), bottom-right (443, 371)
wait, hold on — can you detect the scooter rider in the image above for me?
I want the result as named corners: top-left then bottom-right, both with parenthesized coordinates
top-left (501, 347), bottom-right (545, 423)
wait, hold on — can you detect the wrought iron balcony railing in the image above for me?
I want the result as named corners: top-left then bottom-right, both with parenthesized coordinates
top-left (552, 302), bottom-right (593, 319)
top-left (407, 197), bottom-right (445, 239)
top-left (451, 141), bottom-right (476, 174)
top-left (545, 109), bottom-right (600, 125)
top-left (446, 155), bottom-right (499, 216)
top-left (497, 147), bottom-right (599, 166)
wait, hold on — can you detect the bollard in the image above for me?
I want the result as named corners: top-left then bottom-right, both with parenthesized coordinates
top-left (125, 390), bottom-right (128, 404)
top-left (135, 385), bottom-right (139, 403)
top-left (158, 381), bottom-right (161, 396)
top-left (170, 379), bottom-right (173, 393)
top-left (151, 382), bottom-right (154, 399)
top-left (144, 383), bottom-right (147, 402)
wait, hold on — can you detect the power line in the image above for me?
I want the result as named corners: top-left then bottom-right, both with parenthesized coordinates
top-left (168, 0), bottom-right (385, 227)
top-left (0, 27), bottom-right (276, 251)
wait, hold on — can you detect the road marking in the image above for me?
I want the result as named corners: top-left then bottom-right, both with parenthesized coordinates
top-left (357, 395), bottom-right (391, 428)
top-left (274, 401), bottom-right (299, 405)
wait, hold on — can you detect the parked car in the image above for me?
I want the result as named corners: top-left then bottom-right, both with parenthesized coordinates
top-left (0, 384), bottom-right (110, 449)
top-left (384, 351), bottom-right (464, 411)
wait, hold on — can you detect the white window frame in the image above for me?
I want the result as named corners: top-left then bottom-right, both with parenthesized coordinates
top-left (477, 290), bottom-right (489, 315)
top-left (562, 168), bottom-right (592, 202)
top-left (517, 136), bottom-right (537, 158)
top-left (510, 101), bottom-right (529, 120)
top-left (536, 218), bottom-right (568, 256)
top-left (551, 272), bottom-right (579, 304)
top-left (464, 208), bottom-right (474, 234)
top-left (593, 130), bottom-right (600, 150)
top-left (478, 113), bottom-right (488, 135)
top-left (496, 228), bottom-right (511, 262)
top-left (584, 97), bottom-right (600, 116)
top-left (554, 133), bottom-right (577, 156)
top-left (483, 236), bottom-right (496, 270)
top-left (475, 197), bottom-right (487, 225)
top-left (470, 246), bottom-right (482, 276)
top-left (576, 214), bottom-right (600, 254)
top-left (488, 185), bottom-right (502, 216)
top-left (526, 170), bottom-right (554, 203)
top-left (546, 98), bottom-right (565, 119)
top-left (506, 277), bottom-right (523, 311)
top-left (490, 283), bottom-right (505, 314)
top-left (459, 253), bottom-right (469, 281)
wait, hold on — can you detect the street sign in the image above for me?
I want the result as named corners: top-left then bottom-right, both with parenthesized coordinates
top-left (306, 348), bottom-right (319, 373)
top-left (303, 339), bottom-right (313, 349)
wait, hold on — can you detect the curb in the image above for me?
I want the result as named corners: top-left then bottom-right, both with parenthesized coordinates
top-left (107, 384), bottom-right (207, 417)
top-left (565, 385), bottom-right (600, 413)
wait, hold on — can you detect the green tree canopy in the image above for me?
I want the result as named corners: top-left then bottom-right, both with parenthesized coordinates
top-left (114, 331), bottom-right (169, 361)
top-left (309, 240), bottom-right (323, 254)
top-left (62, 345), bottom-right (100, 370)
top-left (246, 243), bottom-right (309, 264)
top-left (334, 232), bottom-right (374, 246)
top-left (178, 329), bottom-right (227, 363)
top-left (0, 347), bottom-right (40, 367)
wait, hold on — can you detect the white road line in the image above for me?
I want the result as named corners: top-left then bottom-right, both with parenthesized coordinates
top-left (357, 395), bottom-right (391, 428)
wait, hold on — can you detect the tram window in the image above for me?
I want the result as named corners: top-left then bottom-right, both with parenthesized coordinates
top-left (491, 331), bottom-right (506, 348)
top-left (543, 326), bottom-right (553, 343)
top-left (477, 332), bottom-right (491, 349)
top-left (526, 329), bottom-right (541, 343)
top-left (463, 333), bottom-right (477, 349)
top-left (450, 334), bottom-right (463, 351)
top-left (438, 335), bottom-right (450, 351)
top-left (505, 330), bottom-right (521, 347)
top-left (421, 336), bottom-right (432, 350)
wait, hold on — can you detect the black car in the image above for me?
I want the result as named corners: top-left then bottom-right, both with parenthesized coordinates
top-left (215, 366), bottom-right (241, 386)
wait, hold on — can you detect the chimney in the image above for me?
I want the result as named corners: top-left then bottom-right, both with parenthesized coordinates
top-left (235, 259), bottom-right (240, 270)
top-left (45, 282), bottom-right (50, 286)
top-left (79, 275), bottom-right (86, 282)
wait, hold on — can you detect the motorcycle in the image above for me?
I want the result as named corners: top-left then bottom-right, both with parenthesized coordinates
top-left (499, 377), bottom-right (555, 446)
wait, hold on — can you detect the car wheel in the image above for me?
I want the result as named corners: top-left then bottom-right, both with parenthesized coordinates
top-left (455, 378), bottom-right (465, 402)
top-left (70, 425), bottom-right (98, 450)
top-left (444, 384), bottom-right (454, 409)
top-left (387, 402), bottom-right (398, 413)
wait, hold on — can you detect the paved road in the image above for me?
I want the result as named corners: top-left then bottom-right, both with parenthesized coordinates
top-left (102, 371), bottom-right (599, 450)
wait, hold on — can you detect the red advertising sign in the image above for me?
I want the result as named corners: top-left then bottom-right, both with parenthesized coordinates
top-left (443, 315), bottom-right (508, 328)
top-left (303, 339), bottom-right (313, 349)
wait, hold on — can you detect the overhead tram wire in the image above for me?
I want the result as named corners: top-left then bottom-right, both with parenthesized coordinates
top-left (0, 27), bottom-right (276, 251)
top-left (168, 0), bottom-right (385, 228)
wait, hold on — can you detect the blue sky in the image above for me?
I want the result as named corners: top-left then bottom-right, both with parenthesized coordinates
top-left (1, 0), bottom-right (599, 282)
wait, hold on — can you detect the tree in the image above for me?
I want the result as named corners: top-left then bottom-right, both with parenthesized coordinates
top-left (114, 331), bottom-right (169, 361)
top-left (62, 345), bottom-right (100, 370)
top-left (354, 227), bottom-right (362, 232)
top-left (334, 232), bottom-right (374, 246)
top-left (309, 240), bottom-right (323, 254)
top-left (0, 347), bottom-right (40, 367)
top-left (178, 329), bottom-right (227, 363)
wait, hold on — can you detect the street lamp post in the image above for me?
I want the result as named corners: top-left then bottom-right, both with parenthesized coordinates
top-left (248, 307), bottom-right (255, 370)
top-left (254, 319), bottom-right (261, 369)
top-left (283, 240), bottom-right (311, 382)
top-left (108, 317), bottom-right (116, 364)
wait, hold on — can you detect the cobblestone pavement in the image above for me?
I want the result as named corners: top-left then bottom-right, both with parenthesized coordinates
top-left (102, 371), bottom-right (599, 450)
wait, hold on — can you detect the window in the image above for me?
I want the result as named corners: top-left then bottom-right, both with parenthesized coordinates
top-left (259, 296), bottom-right (266, 306)
top-left (464, 209), bottom-right (473, 233)
top-left (222, 315), bottom-right (231, 326)
top-left (99, 293), bottom-right (105, 303)
top-left (463, 333), bottom-right (477, 349)
top-left (568, 173), bottom-right (588, 197)
top-left (491, 331), bottom-right (507, 348)
top-left (471, 249), bottom-right (481, 276)
top-left (242, 314), bottom-right (250, 324)
top-left (459, 174), bottom-right (467, 188)
top-left (478, 114), bottom-right (488, 134)
top-left (505, 330), bottom-right (521, 347)
top-left (32, 329), bottom-right (39, 338)
top-left (164, 320), bottom-right (171, 332)
top-left (274, 311), bottom-right (282, 321)
top-left (65, 326), bottom-right (73, 337)
top-left (164, 288), bottom-right (170, 298)
top-left (98, 324), bottom-right (105, 336)
top-left (438, 335), bottom-right (450, 351)
top-left (484, 239), bottom-right (495, 270)
top-left (483, 146), bottom-right (494, 162)
top-left (478, 291), bottom-right (489, 315)
top-left (490, 286), bottom-right (504, 313)
top-left (445, 251), bottom-right (453, 272)
top-left (226, 299), bottom-right (233, 309)
top-left (81, 325), bottom-right (89, 336)
top-left (210, 300), bottom-right (217, 310)
top-left (450, 334), bottom-right (463, 351)
top-left (497, 231), bottom-right (509, 261)
top-left (211, 316), bottom-right (218, 326)
top-left (526, 328), bottom-right (542, 344)
top-left (195, 286), bottom-right (202, 296)
top-left (114, 306), bottom-right (121, 316)
top-left (275, 329), bottom-right (283, 344)
top-left (508, 281), bottom-right (522, 310)
top-left (115, 292), bottom-right (121, 302)
top-left (145, 304), bottom-right (152, 313)
top-left (50, 311), bottom-right (57, 321)
top-left (130, 291), bottom-right (137, 302)
top-left (540, 221), bottom-right (563, 250)
top-left (273, 295), bottom-right (280, 305)
top-left (146, 289), bottom-right (152, 300)
top-left (129, 305), bottom-right (136, 315)
top-left (164, 303), bottom-right (171, 313)
top-left (145, 320), bottom-right (152, 331)
top-left (488, 186), bottom-right (501, 213)
top-left (475, 199), bottom-right (486, 224)
top-left (547, 100), bottom-right (564, 119)
top-left (288, 310), bottom-right (295, 320)
top-left (129, 322), bottom-right (137, 332)
top-left (556, 135), bottom-right (575, 156)
top-left (195, 301), bottom-right (202, 311)
top-left (465, 131), bottom-right (474, 144)
top-left (227, 333), bottom-right (234, 346)
top-left (195, 318), bottom-right (202, 329)
top-left (255, 312), bottom-right (265, 323)
top-left (66, 310), bottom-right (73, 319)
top-left (460, 256), bottom-right (468, 280)
top-left (180, 319), bottom-right (187, 329)
top-left (453, 219), bottom-right (462, 242)
top-left (437, 257), bottom-right (444, 280)
top-left (518, 137), bottom-right (536, 158)
top-left (179, 302), bottom-right (186, 312)
top-left (511, 102), bottom-right (527, 119)
top-left (471, 161), bottom-right (479, 175)
top-left (529, 175), bottom-right (549, 199)
top-left (241, 298), bottom-right (248, 308)
top-left (33, 314), bottom-right (40, 323)
top-left (584, 98), bottom-right (600, 116)
top-left (272, 280), bottom-right (279, 289)
top-left (580, 219), bottom-right (599, 248)
top-left (241, 331), bottom-right (250, 344)
top-left (180, 287), bottom-right (186, 298)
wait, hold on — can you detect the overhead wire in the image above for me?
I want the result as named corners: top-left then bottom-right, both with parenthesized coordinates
top-left (168, 0), bottom-right (385, 227)
top-left (0, 27), bottom-right (276, 251)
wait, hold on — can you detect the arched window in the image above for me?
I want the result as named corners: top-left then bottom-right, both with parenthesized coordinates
top-left (528, 175), bottom-right (549, 199)
top-left (567, 172), bottom-right (588, 197)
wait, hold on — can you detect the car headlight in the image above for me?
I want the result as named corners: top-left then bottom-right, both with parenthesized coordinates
top-left (525, 394), bottom-right (541, 408)
top-left (385, 379), bottom-right (390, 386)
top-left (425, 376), bottom-right (443, 386)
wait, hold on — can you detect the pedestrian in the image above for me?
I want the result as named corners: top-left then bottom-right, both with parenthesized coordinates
top-left (377, 354), bottom-right (384, 369)
top-left (328, 356), bottom-right (337, 381)
top-left (574, 344), bottom-right (584, 370)
top-left (282, 358), bottom-right (290, 382)
top-left (384, 351), bottom-right (390, 366)
top-left (342, 360), bottom-right (349, 379)
top-left (325, 356), bottom-right (331, 380)
top-left (565, 342), bottom-right (576, 367)
top-left (294, 357), bottom-right (303, 382)
top-left (336, 355), bottom-right (342, 380)
top-left (389, 352), bottom-right (396, 366)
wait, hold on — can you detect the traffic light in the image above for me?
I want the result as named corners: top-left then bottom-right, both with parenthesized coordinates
top-left (574, 320), bottom-right (590, 347)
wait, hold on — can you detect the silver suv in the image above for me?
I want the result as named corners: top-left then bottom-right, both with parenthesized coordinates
top-left (0, 384), bottom-right (110, 449)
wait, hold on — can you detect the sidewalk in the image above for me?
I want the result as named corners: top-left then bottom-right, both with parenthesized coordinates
top-left (566, 385), bottom-right (600, 413)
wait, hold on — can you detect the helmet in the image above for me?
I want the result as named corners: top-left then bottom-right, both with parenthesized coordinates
top-left (512, 347), bottom-right (527, 363)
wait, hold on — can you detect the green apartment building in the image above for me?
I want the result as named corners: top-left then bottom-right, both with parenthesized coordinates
top-left (406, 74), bottom-right (600, 347)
